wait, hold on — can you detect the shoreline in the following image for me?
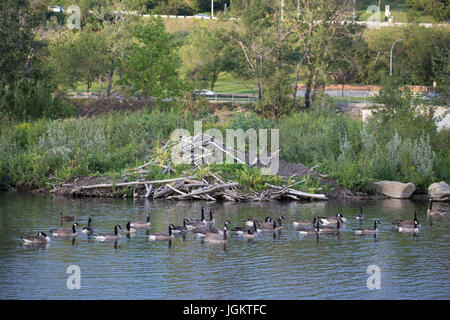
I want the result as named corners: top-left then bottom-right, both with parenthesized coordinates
top-left (23, 174), bottom-right (417, 202)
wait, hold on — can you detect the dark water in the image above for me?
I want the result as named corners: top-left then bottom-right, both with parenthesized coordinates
top-left (0, 192), bottom-right (448, 300)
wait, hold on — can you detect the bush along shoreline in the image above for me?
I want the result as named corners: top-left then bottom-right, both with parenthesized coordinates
top-left (1, 88), bottom-right (448, 201)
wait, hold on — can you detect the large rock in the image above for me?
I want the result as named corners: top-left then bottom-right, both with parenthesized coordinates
top-left (373, 181), bottom-right (416, 199)
top-left (428, 181), bottom-right (450, 201)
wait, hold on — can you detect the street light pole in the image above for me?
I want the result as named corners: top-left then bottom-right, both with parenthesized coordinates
top-left (390, 39), bottom-right (403, 76)
top-left (211, 0), bottom-right (214, 19)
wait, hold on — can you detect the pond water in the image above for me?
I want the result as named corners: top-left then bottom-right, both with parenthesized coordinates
top-left (0, 192), bottom-right (448, 300)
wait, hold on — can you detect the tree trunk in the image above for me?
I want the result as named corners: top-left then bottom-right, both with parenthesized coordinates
top-left (256, 78), bottom-right (263, 102)
top-left (293, 56), bottom-right (303, 106)
top-left (304, 66), bottom-right (313, 109)
top-left (107, 57), bottom-right (115, 96)
top-left (210, 69), bottom-right (218, 91)
top-left (147, 87), bottom-right (152, 107)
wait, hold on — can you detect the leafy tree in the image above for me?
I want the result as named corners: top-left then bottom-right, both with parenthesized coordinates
top-left (180, 23), bottom-right (227, 91)
top-left (121, 17), bottom-right (182, 104)
top-left (361, 26), bottom-right (449, 86)
top-left (286, 0), bottom-right (354, 109)
top-left (406, 0), bottom-right (450, 22)
top-left (0, 0), bottom-right (47, 88)
top-left (91, 1), bottom-right (134, 95)
top-left (372, 76), bottom-right (437, 140)
top-left (224, 0), bottom-right (293, 116)
top-left (48, 26), bottom-right (109, 91)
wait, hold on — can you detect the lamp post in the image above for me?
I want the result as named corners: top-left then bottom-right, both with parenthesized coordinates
top-left (211, 0), bottom-right (214, 19)
top-left (390, 39), bottom-right (403, 76)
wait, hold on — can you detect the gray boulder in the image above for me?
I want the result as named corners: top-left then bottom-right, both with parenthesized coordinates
top-left (373, 181), bottom-right (416, 199)
top-left (428, 181), bottom-right (450, 201)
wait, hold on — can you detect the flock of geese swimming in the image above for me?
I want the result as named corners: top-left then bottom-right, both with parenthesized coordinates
top-left (21, 199), bottom-right (447, 245)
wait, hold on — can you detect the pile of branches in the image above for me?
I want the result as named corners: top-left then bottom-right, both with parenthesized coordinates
top-left (65, 134), bottom-right (327, 201)
top-left (68, 172), bottom-right (327, 202)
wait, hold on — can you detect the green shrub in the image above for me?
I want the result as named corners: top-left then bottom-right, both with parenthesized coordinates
top-left (0, 80), bottom-right (77, 121)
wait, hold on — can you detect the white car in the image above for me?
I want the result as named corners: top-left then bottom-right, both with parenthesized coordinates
top-left (49, 6), bottom-right (64, 13)
top-left (194, 13), bottom-right (210, 19)
top-left (194, 89), bottom-right (215, 96)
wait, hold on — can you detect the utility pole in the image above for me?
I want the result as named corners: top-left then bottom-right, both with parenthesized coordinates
top-left (211, 0), bottom-right (214, 19)
top-left (390, 39), bottom-right (403, 76)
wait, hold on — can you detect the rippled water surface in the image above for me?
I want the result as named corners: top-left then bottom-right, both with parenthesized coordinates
top-left (0, 192), bottom-right (448, 299)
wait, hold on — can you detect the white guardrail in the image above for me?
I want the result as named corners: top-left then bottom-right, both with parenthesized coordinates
top-left (116, 11), bottom-right (448, 28)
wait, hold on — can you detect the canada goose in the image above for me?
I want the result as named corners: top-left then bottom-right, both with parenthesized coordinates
top-left (275, 217), bottom-right (284, 231)
top-left (130, 214), bottom-right (151, 229)
top-left (398, 219), bottom-right (420, 234)
top-left (203, 225), bottom-right (228, 244)
top-left (148, 224), bottom-right (175, 241)
top-left (259, 217), bottom-right (275, 229)
top-left (298, 220), bottom-right (321, 236)
top-left (319, 213), bottom-right (347, 225)
top-left (21, 232), bottom-right (51, 244)
top-left (245, 216), bottom-right (272, 227)
top-left (392, 211), bottom-right (421, 229)
top-left (356, 206), bottom-right (365, 221)
top-left (195, 221), bottom-right (231, 237)
top-left (259, 220), bottom-right (282, 233)
top-left (298, 224), bottom-right (320, 236)
top-left (427, 199), bottom-right (447, 217)
top-left (173, 218), bottom-right (190, 233)
top-left (242, 227), bottom-right (258, 239)
top-left (49, 223), bottom-right (79, 237)
top-left (355, 220), bottom-right (380, 235)
top-left (292, 216), bottom-right (319, 228)
top-left (82, 218), bottom-right (94, 235)
top-left (125, 222), bottom-right (137, 234)
top-left (185, 207), bottom-right (207, 230)
top-left (93, 225), bottom-right (122, 241)
top-left (318, 219), bottom-right (342, 234)
top-left (59, 212), bottom-right (76, 222)
top-left (204, 210), bottom-right (216, 227)
top-left (232, 221), bottom-right (260, 234)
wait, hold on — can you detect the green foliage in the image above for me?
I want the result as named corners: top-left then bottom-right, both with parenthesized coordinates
top-left (0, 0), bottom-right (46, 87)
top-left (372, 76), bottom-right (437, 141)
top-left (360, 26), bottom-right (449, 86)
top-left (0, 79), bottom-right (77, 121)
top-left (0, 108), bottom-right (192, 189)
top-left (406, 0), bottom-right (450, 22)
top-left (180, 23), bottom-right (228, 91)
top-left (224, 0), bottom-right (294, 113)
top-left (48, 26), bottom-right (110, 91)
top-left (122, 17), bottom-right (182, 102)
top-left (229, 113), bottom-right (276, 131)
top-left (211, 164), bottom-right (282, 192)
top-left (256, 68), bottom-right (294, 118)
top-left (278, 85), bottom-right (445, 191)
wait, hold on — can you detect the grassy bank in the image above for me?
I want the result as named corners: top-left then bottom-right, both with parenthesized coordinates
top-left (1, 101), bottom-right (448, 195)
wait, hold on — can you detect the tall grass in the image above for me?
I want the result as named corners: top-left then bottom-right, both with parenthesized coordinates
top-left (278, 104), bottom-right (445, 191)
top-left (0, 102), bottom-right (447, 193)
top-left (0, 109), bottom-right (194, 189)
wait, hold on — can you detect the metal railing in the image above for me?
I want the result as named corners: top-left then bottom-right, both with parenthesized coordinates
top-left (197, 93), bottom-right (259, 103)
